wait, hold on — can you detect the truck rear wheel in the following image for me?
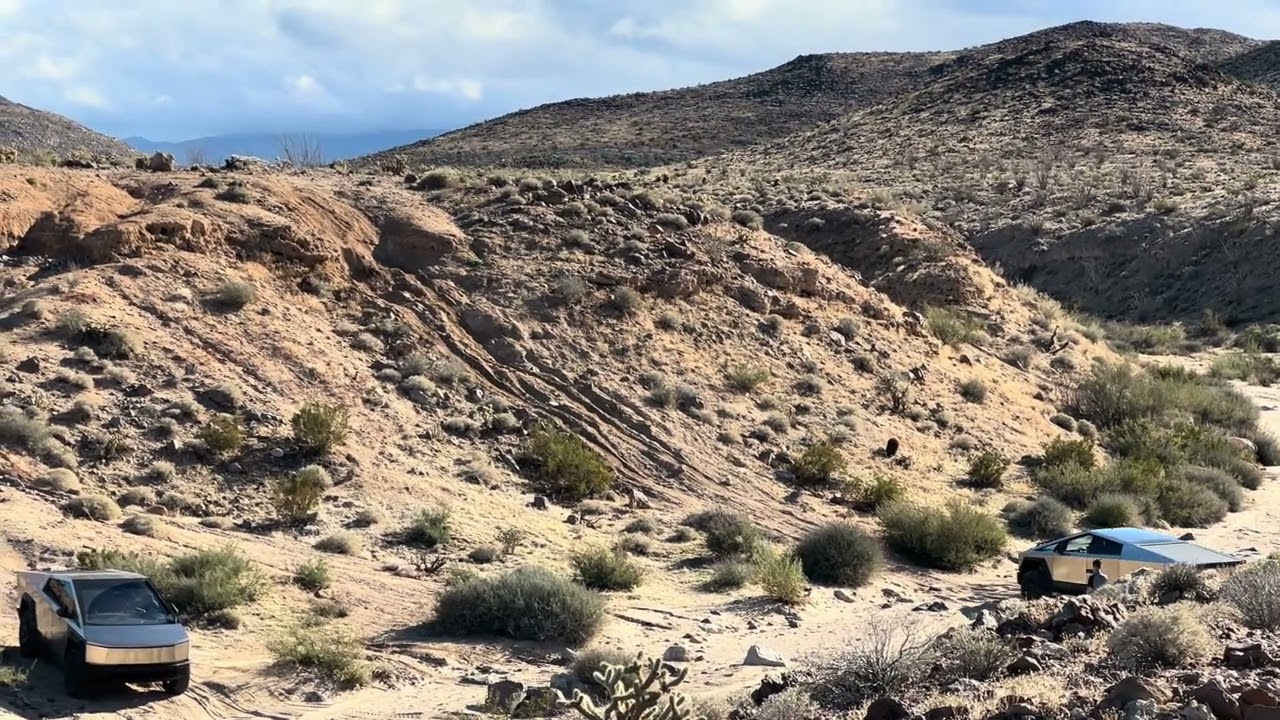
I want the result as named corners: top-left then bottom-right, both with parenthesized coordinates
top-left (17, 603), bottom-right (40, 658)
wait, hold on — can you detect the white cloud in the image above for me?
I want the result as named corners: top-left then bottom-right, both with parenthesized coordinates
top-left (2, 0), bottom-right (1279, 140)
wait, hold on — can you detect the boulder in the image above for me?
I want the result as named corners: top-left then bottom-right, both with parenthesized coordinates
top-left (485, 680), bottom-right (526, 714)
top-left (743, 645), bottom-right (786, 668)
top-left (147, 152), bottom-right (175, 171)
top-left (866, 697), bottom-right (910, 720)
top-left (1100, 677), bottom-right (1167, 710)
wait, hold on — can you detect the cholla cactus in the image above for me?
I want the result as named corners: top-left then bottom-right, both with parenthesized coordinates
top-left (558, 653), bottom-right (702, 720)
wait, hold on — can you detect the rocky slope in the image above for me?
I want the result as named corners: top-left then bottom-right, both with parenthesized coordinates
top-left (0, 96), bottom-right (134, 163)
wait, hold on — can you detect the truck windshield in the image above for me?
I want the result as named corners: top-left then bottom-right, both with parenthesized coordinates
top-left (75, 579), bottom-right (176, 626)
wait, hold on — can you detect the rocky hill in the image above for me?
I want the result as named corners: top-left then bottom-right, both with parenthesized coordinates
top-left (0, 96), bottom-right (134, 163)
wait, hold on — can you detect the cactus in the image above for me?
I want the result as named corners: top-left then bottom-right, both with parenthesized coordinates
top-left (558, 653), bottom-right (702, 720)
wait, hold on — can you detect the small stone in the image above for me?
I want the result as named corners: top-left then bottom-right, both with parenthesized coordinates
top-left (15, 357), bottom-right (40, 373)
top-left (461, 673), bottom-right (494, 686)
top-left (1180, 532), bottom-right (1196, 541)
top-left (835, 589), bottom-right (856, 603)
top-left (270, 448), bottom-right (285, 459)
top-left (663, 645), bottom-right (690, 662)
top-left (486, 680), bottom-right (526, 714)
top-left (1007, 655), bottom-right (1042, 675)
top-left (565, 514), bottom-right (579, 525)
top-left (1102, 677), bottom-right (1168, 710)
top-left (532, 495), bottom-right (549, 510)
top-left (743, 645), bottom-right (786, 668)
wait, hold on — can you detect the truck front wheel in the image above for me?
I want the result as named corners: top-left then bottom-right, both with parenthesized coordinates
top-left (17, 603), bottom-right (40, 658)
top-left (63, 638), bottom-right (93, 699)
top-left (163, 666), bottom-right (190, 695)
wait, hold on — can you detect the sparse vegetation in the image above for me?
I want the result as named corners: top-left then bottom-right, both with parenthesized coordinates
top-left (703, 560), bottom-right (755, 592)
top-left (687, 509), bottom-right (763, 559)
top-left (965, 450), bottom-right (1010, 489)
top-left (63, 494), bottom-right (121, 522)
top-left (878, 500), bottom-right (1007, 571)
top-left (1108, 605), bottom-right (1213, 669)
top-left (291, 401), bottom-right (349, 454)
top-left (212, 279), bottom-right (257, 309)
top-left (959, 378), bottom-right (987, 403)
top-left (294, 558), bottom-right (333, 592)
top-left (404, 507), bottom-right (451, 548)
top-left (571, 546), bottom-right (644, 590)
top-left (925, 306), bottom-right (985, 347)
top-left (432, 565), bottom-right (605, 646)
top-left (754, 545), bottom-right (807, 604)
top-left (790, 441), bottom-right (847, 487)
top-left (315, 531), bottom-right (362, 556)
top-left (843, 474), bottom-right (907, 513)
top-left (523, 422), bottom-right (615, 501)
top-left (724, 364), bottom-right (771, 392)
top-left (199, 413), bottom-right (246, 454)
top-left (1005, 497), bottom-right (1074, 539)
top-left (1221, 558), bottom-right (1280, 630)
top-left (271, 465), bottom-right (333, 525)
top-left (268, 622), bottom-right (369, 689)
top-left (78, 545), bottom-right (264, 617)
top-left (795, 522), bottom-right (882, 587)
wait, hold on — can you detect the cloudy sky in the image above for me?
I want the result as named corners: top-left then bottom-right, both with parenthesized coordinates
top-left (2, 0), bottom-right (1279, 141)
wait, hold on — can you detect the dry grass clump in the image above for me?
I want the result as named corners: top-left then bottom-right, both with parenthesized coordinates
top-left (1108, 605), bottom-right (1213, 669)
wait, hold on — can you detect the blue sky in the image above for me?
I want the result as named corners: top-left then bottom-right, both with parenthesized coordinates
top-left (2, 0), bottom-right (1278, 141)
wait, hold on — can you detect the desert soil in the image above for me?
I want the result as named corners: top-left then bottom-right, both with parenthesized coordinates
top-left (1, 357), bottom-right (1277, 720)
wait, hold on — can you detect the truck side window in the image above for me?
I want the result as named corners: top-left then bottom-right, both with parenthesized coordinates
top-left (43, 579), bottom-right (77, 620)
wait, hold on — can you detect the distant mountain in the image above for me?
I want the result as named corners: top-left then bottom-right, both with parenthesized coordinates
top-left (124, 130), bottom-right (446, 165)
top-left (1, 95), bottom-right (135, 161)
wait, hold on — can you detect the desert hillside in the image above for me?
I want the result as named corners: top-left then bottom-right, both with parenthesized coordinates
top-left (0, 159), bottom-right (1276, 719)
top-left (358, 20), bottom-right (1280, 325)
top-left (0, 96), bottom-right (134, 164)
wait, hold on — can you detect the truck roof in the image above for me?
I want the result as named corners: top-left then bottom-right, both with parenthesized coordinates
top-left (23, 569), bottom-right (148, 581)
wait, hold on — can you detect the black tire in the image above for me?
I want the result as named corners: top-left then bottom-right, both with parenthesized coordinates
top-left (162, 667), bottom-right (190, 696)
top-left (63, 638), bottom-right (93, 699)
top-left (1020, 569), bottom-right (1053, 600)
top-left (17, 603), bottom-right (41, 658)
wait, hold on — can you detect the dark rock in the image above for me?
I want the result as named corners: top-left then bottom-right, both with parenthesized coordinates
top-left (532, 495), bottom-right (549, 510)
top-left (1245, 707), bottom-right (1280, 720)
top-left (486, 680), bottom-right (527, 714)
top-left (15, 357), bottom-right (40, 373)
top-left (125, 383), bottom-right (155, 398)
top-left (1225, 643), bottom-right (1275, 669)
top-left (750, 674), bottom-right (793, 706)
top-left (1101, 677), bottom-right (1167, 710)
top-left (1006, 655), bottom-right (1042, 675)
top-left (512, 687), bottom-right (559, 718)
top-left (1239, 688), bottom-right (1280, 707)
top-left (927, 707), bottom-right (964, 720)
top-left (866, 697), bottom-right (910, 720)
top-left (885, 438), bottom-right (899, 458)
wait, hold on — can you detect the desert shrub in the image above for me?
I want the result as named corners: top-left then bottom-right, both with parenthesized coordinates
top-left (1033, 462), bottom-right (1107, 508)
top-left (703, 560), bottom-right (754, 592)
top-left (810, 620), bottom-right (938, 706)
top-left (38, 468), bottom-right (81, 493)
top-left (756, 688), bottom-right (818, 720)
top-left (80, 546), bottom-right (264, 618)
top-left (965, 451), bottom-right (1010, 489)
top-left (524, 423), bottom-right (614, 501)
top-left (291, 402), bottom-right (349, 454)
top-left (404, 507), bottom-right (451, 548)
top-left (1108, 605), bottom-right (1213, 669)
top-left (1006, 497), bottom-right (1074, 539)
top-left (617, 534), bottom-right (654, 556)
top-left (1222, 559), bottom-right (1280, 629)
top-left (315, 531), bottom-right (362, 556)
top-left (144, 461), bottom-right (177, 483)
top-left (1149, 564), bottom-right (1215, 603)
top-left (790, 442), bottom-right (847, 487)
top-left (309, 598), bottom-right (349, 619)
top-left (1049, 413), bottom-right (1077, 432)
top-left (1041, 437), bottom-right (1096, 470)
top-left (418, 169), bottom-right (457, 191)
top-left (1084, 493), bottom-right (1142, 528)
top-left (924, 306), bottom-right (984, 347)
top-left (268, 623), bottom-right (368, 689)
top-left (0, 406), bottom-right (50, 452)
top-left (497, 527), bottom-right (527, 555)
top-left (1065, 361), bottom-right (1258, 435)
top-left (755, 546), bottom-right (806, 604)
top-left (623, 517), bottom-right (656, 535)
top-left (199, 414), bottom-right (245, 454)
top-left (468, 545), bottom-right (499, 564)
top-left (212, 280), bottom-right (256, 309)
top-left (294, 558), bottom-right (332, 591)
top-left (844, 474), bottom-right (906, 513)
top-left (1077, 420), bottom-right (1099, 439)
top-left (796, 522), bottom-right (882, 587)
top-left (731, 209), bottom-right (764, 229)
top-left (1157, 478), bottom-right (1228, 527)
top-left (121, 514), bottom-right (161, 537)
top-left (59, 314), bottom-right (141, 359)
top-left (878, 500), bottom-right (1007, 571)
top-left (1211, 351), bottom-right (1280, 385)
top-left (271, 465), bottom-right (332, 524)
top-left (571, 546), bottom-right (644, 591)
top-left (1229, 458), bottom-right (1264, 490)
top-left (63, 494), bottom-right (121, 522)
top-left (572, 646), bottom-right (633, 687)
top-left (609, 286), bottom-right (644, 314)
top-left (1248, 429), bottom-right (1280, 465)
top-left (1178, 466), bottom-right (1245, 511)
top-left (0, 665), bottom-right (28, 688)
top-left (690, 510), bottom-right (763, 559)
top-left (959, 379), bottom-right (987, 403)
top-left (432, 565), bottom-right (605, 646)
top-left (935, 628), bottom-right (1017, 681)
top-left (724, 364), bottom-right (771, 392)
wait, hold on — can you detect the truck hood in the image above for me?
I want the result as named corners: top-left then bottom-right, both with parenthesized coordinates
top-left (82, 623), bottom-right (189, 648)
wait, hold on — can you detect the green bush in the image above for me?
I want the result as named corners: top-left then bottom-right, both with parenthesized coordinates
top-left (1041, 437), bottom-right (1097, 470)
top-left (844, 474), bottom-right (906, 513)
top-left (925, 306), bottom-right (985, 347)
top-left (724, 364), bottom-right (771, 392)
top-left (796, 522), bottom-right (882, 587)
top-left (755, 546), bottom-right (806, 604)
top-left (703, 560), bottom-right (755, 592)
top-left (1006, 497), bottom-right (1074, 539)
top-left (965, 451), bottom-right (1010, 489)
top-left (571, 546), bottom-right (644, 590)
top-left (294, 558), bottom-right (332, 592)
top-left (1156, 478), bottom-right (1228, 527)
top-left (1084, 493), bottom-right (1142, 528)
top-left (1149, 564), bottom-right (1215, 603)
top-left (791, 442), bottom-right (847, 487)
top-left (958, 379), bottom-right (987, 403)
top-left (687, 509), bottom-right (763, 559)
top-left (268, 622), bottom-right (368, 689)
top-left (524, 423), bottom-right (614, 501)
top-left (79, 546), bottom-right (264, 618)
top-left (199, 414), bottom-right (245, 454)
top-left (1032, 461), bottom-right (1109, 508)
top-left (432, 565), bottom-right (605, 646)
top-left (404, 507), bottom-right (451, 547)
top-left (1221, 558), bottom-right (1280, 630)
top-left (1178, 466), bottom-right (1245, 511)
top-left (878, 500), bottom-right (1007, 571)
top-left (271, 465), bottom-right (332, 524)
top-left (291, 402), bottom-right (349, 454)
top-left (1108, 605), bottom-right (1213, 669)
top-left (572, 646), bottom-right (634, 688)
